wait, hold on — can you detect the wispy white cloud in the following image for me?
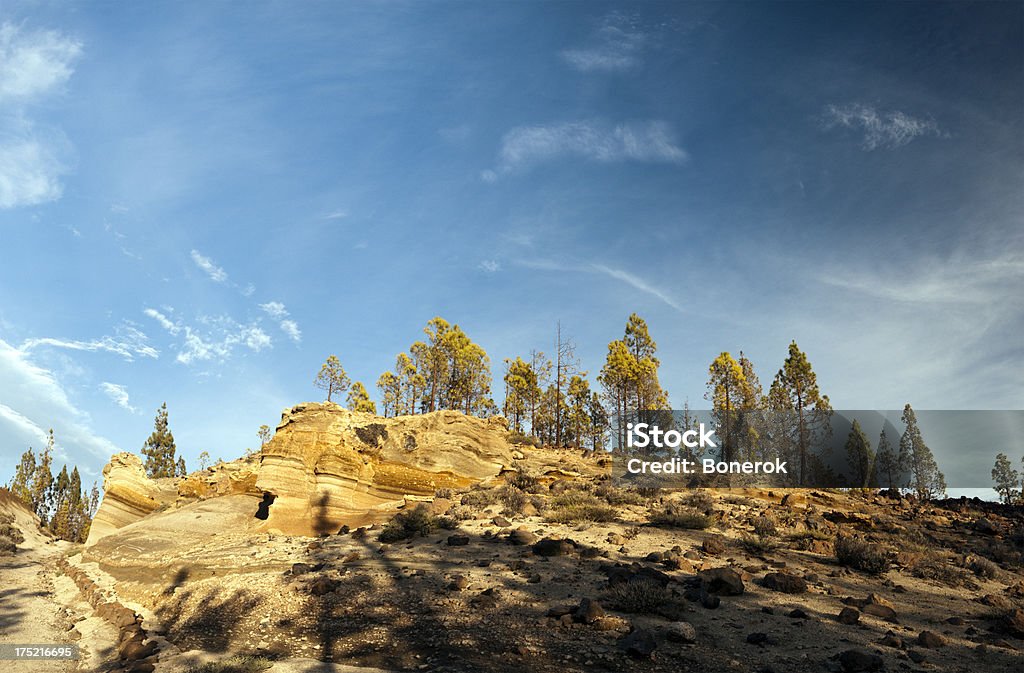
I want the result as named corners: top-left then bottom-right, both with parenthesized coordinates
top-left (479, 260), bottom-right (500, 273)
top-left (484, 120), bottom-right (686, 180)
top-left (821, 252), bottom-right (1024, 305)
top-left (0, 23), bottom-right (81, 210)
top-left (518, 258), bottom-right (684, 313)
top-left (822, 103), bottom-right (943, 150)
top-left (190, 249), bottom-right (228, 282)
top-left (561, 13), bottom-right (646, 72)
top-left (280, 319), bottom-right (301, 343)
top-left (324, 209), bottom-right (347, 220)
top-left (176, 319), bottom-right (272, 365)
top-left (99, 382), bottom-right (136, 413)
top-left (259, 301), bottom-right (288, 320)
top-left (21, 323), bottom-right (159, 361)
top-left (144, 307), bottom-right (180, 335)
top-left (590, 264), bottom-right (684, 313)
top-left (0, 23), bottom-right (82, 102)
top-left (0, 338), bottom-right (121, 462)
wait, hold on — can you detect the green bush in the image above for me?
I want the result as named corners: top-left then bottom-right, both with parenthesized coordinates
top-left (835, 536), bottom-right (890, 575)
top-left (545, 502), bottom-right (617, 524)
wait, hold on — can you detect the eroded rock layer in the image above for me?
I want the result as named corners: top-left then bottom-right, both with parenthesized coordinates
top-left (86, 404), bottom-right (515, 542)
top-left (255, 403), bottom-right (513, 534)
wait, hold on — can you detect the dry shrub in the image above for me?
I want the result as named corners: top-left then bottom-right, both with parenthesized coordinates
top-left (752, 515), bottom-right (778, 538)
top-left (967, 555), bottom-right (1000, 579)
top-left (605, 578), bottom-right (668, 614)
top-left (546, 490), bottom-right (617, 523)
top-left (379, 504), bottom-right (438, 543)
top-left (649, 505), bottom-right (711, 530)
top-left (835, 536), bottom-right (890, 575)
top-left (740, 532), bottom-right (778, 555)
top-left (460, 488), bottom-right (500, 509)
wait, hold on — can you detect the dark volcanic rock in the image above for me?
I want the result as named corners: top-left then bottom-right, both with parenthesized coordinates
top-left (762, 572), bottom-right (807, 594)
top-left (533, 537), bottom-right (574, 556)
top-left (838, 607), bottom-right (861, 625)
top-left (447, 534), bottom-right (470, 546)
top-left (916, 631), bottom-right (945, 648)
top-left (699, 567), bottom-right (745, 596)
top-left (702, 535), bottom-right (726, 555)
top-left (508, 527), bottom-right (538, 545)
top-left (621, 629), bottom-right (657, 658)
top-left (837, 649), bottom-right (884, 672)
top-left (574, 598), bottom-right (605, 624)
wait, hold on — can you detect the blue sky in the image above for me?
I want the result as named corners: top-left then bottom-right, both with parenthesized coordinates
top-left (1, 2), bottom-right (1021, 485)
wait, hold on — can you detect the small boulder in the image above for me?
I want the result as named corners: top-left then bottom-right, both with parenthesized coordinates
top-left (837, 649), bottom-right (884, 672)
top-left (838, 607), bottom-right (860, 625)
top-left (916, 631), bottom-right (945, 648)
top-left (974, 517), bottom-right (999, 536)
top-left (533, 537), bottom-right (574, 557)
top-left (1005, 608), bottom-right (1024, 637)
top-left (574, 598), bottom-right (605, 624)
top-left (447, 534), bottom-right (470, 546)
top-left (666, 621), bottom-right (697, 643)
top-left (509, 528), bottom-right (538, 546)
top-left (308, 576), bottom-right (338, 596)
top-left (702, 535), bottom-right (726, 555)
top-left (699, 567), bottom-right (745, 596)
top-left (621, 629), bottom-right (657, 658)
top-left (492, 516), bottom-right (511, 527)
top-left (762, 572), bottom-right (807, 594)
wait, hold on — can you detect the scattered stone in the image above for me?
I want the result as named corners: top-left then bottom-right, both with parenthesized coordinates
top-left (699, 567), bottom-right (745, 596)
top-left (762, 572), bottom-right (807, 594)
top-left (907, 650), bottom-right (927, 664)
top-left (838, 607), bottom-right (860, 625)
top-left (945, 616), bottom-right (965, 626)
top-left (574, 598), bottom-right (605, 624)
top-left (448, 575), bottom-right (469, 591)
top-left (700, 592), bottom-right (720, 609)
top-left (666, 621), bottom-right (697, 643)
top-left (788, 608), bottom-right (809, 619)
top-left (621, 629), bottom-right (657, 658)
top-left (308, 576), bottom-right (339, 596)
top-left (702, 535), bottom-right (726, 555)
top-left (879, 631), bottom-right (902, 648)
top-left (746, 632), bottom-right (773, 646)
top-left (508, 528), bottom-right (538, 546)
top-left (974, 517), bottom-right (998, 536)
top-left (1005, 608), bottom-right (1024, 637)
top-left (533, 537), bottom-right (574, 557)
top-left (492, 516), bottom-right (511, 527)
top-left (837, 649), bottom-right (884, 672)
top-left (916, 631), bottom-right (945, 648)
top-left (447, 534), bottom-right (470, 546)
top-left (607, 533), bottom-right (626, 545)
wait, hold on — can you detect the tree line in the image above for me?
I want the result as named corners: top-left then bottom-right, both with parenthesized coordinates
top-left (8, 429), bottom-right (99, 543)
top-left (992, 453), bottom-right (1024, 505)
top-left (312, 313), bottom-right (947, 498)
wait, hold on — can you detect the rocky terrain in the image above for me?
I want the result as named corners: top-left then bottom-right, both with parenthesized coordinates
top-left (3, 403), bottom-right (1024, 673)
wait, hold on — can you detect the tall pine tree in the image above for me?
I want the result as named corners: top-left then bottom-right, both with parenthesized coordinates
top-left (141, 403), bottom-right (178, 478)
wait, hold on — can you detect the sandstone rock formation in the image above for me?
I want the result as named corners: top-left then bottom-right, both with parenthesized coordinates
top-left (87, 403), bottom-right (516, 543)
top-left (255, 403), bottom-right (514, 534)
top-left (86, 453), bottom-right (178, 545)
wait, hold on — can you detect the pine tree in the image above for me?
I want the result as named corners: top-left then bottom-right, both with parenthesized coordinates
top-left (844, 420), bottom-right (874, 488)
top-left (176, 457), bottom-right (187, 477)
top-left (9, 446), bottom-right (36, 506)
top-left (347, 381), bottom-right (377, 413)
top-left (141, 403), bottom-right (178, 478)
top-left (874, 428), bottom-right (904, 489)
top-left (706, 352), bottom-right (752, 463)
top-left (376, 371), bottom-right (400, 417)
top-left (33, 430), bottom-right (55, 526)
top-left (992, 453), bottom-right (1019, 504)
top-left (50, 465), bottom-right (71, 539)
top-left (587, 391), bottom-right (608, 451)
top-left (767, 342), bottom-right (832, 486)
top-left (314, 355), bottom-right (350, 403)
top-left (566, 374), bottom-right (592, 449)
top-left (900, 404), bottom-right (946, 500)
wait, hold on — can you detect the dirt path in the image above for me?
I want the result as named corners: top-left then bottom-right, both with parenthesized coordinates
top-left (0, 542), bottom-right (74, 673)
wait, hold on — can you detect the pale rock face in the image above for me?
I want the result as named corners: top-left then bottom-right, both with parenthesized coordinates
top-left (85, 404), bottom-right (514, 543)
top-left (255, 403), bottom-right (513, 535)
top-left (85, 453), bottom-right (178, 546)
